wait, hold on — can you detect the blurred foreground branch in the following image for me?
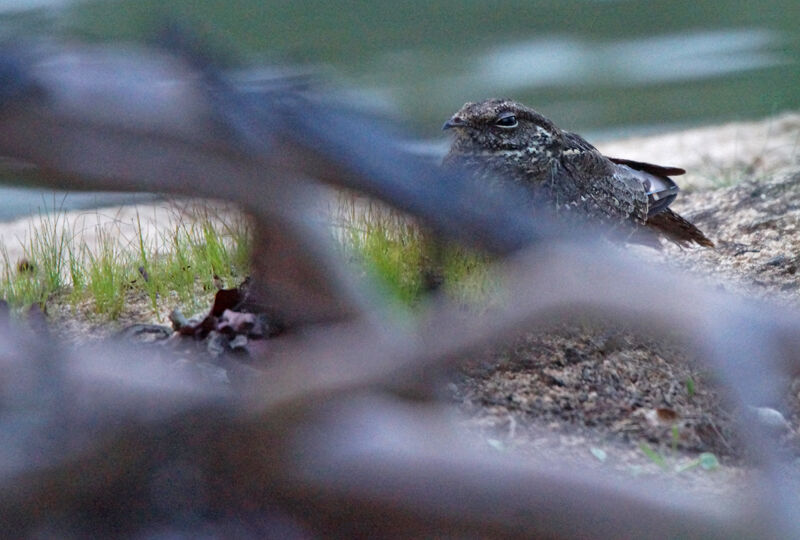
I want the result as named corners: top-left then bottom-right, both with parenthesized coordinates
top-left (0, 39), bottom-right (796, 538)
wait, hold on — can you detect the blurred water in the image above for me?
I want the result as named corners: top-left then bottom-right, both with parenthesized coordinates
top-left (0, 0), bottom-right (797, 219)
top-left (0, 189), bottom-right (157, 221)
top-left (479, 29), bottom-right (788, 88)
top-left (0, 0), bottom-right (68, 11)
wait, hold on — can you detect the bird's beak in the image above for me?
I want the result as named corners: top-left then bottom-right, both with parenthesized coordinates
top-left (442, 116), bottom-right (465, 131)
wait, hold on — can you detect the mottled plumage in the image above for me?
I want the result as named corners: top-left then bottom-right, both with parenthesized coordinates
top-left (443, 98), bottom-right (713, 247)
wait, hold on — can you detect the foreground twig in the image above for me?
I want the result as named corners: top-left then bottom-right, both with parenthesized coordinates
top-left (0, 39), bottom-right (797, 538)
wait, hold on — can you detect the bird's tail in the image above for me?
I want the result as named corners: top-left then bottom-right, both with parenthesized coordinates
top-left (647, 208), bottom-right (714, 247)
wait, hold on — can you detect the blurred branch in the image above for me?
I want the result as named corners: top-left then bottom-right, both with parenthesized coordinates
top-left (0, 38), bottom-right (796, 538)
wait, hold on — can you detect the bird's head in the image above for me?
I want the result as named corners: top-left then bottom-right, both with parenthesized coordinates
top-left (443, 98), bottom-right (562, 160)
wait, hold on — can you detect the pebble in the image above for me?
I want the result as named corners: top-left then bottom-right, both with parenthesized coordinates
top-left (748, 406), bottom-right (790, 431)
top-left (206, 331), bottom-right (228, 357)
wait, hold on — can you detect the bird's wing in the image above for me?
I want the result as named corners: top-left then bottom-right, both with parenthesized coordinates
top-left (608, 157), bottom-right (681, 217)
top-left (605, 159), bottom-right (712, 246)
top-left (607, 157), bottom-right (685, 177)
top-left (559, 131), bottom-right (650, 223)
top-left (560, 133), bottom-right (711, 246)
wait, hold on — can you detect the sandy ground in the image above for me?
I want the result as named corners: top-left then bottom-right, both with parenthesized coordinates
top-left (0, 198), bottom-right (239, 271)
top-left (0, 200), bottom-right (179, 264)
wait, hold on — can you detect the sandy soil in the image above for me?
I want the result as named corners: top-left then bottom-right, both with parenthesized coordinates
top-left (0, 198), bottom-right (238, 266)
top-left (598, 111), bottom-right (800, 190)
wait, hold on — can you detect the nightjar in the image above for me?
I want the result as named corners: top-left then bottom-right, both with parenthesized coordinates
top-left (443, 98), bottom-right (712, 247)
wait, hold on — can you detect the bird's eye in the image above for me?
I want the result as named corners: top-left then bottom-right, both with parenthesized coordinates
top-left (494, 114), bottom-right (518, 128)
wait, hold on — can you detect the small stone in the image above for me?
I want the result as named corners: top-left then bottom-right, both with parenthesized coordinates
top-left (118, 324), bottom-right (172, 344)
top-left (748, 406), bottom-right (790, 431)
top-left (764, 254), bottom-right (787, 267)
top-left (589, 447), bottom-right (607, 462)
top-left (206, 331), bottom-right (228, 357)
top-left (229, 334), bottom-right (248, 351)
top-left (543, 373), bottom-right (566, 387)
top-left (218, 310), bottom-right (259, 336)
top-left (169, 309), bottom-right (190, 331)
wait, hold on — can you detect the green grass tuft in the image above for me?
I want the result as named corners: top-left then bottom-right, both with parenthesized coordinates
top-left (0, 194), bottom-right (495, 324)
top-left (333, 194), bottom-right (497, 311)
top-left (0, 201), bottom-right (252, 321)
top-left (86, 229), bottom-right (128, 318)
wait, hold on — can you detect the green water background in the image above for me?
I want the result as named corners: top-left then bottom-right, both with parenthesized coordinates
top-left (1, 0), bottom-right (797, 218)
